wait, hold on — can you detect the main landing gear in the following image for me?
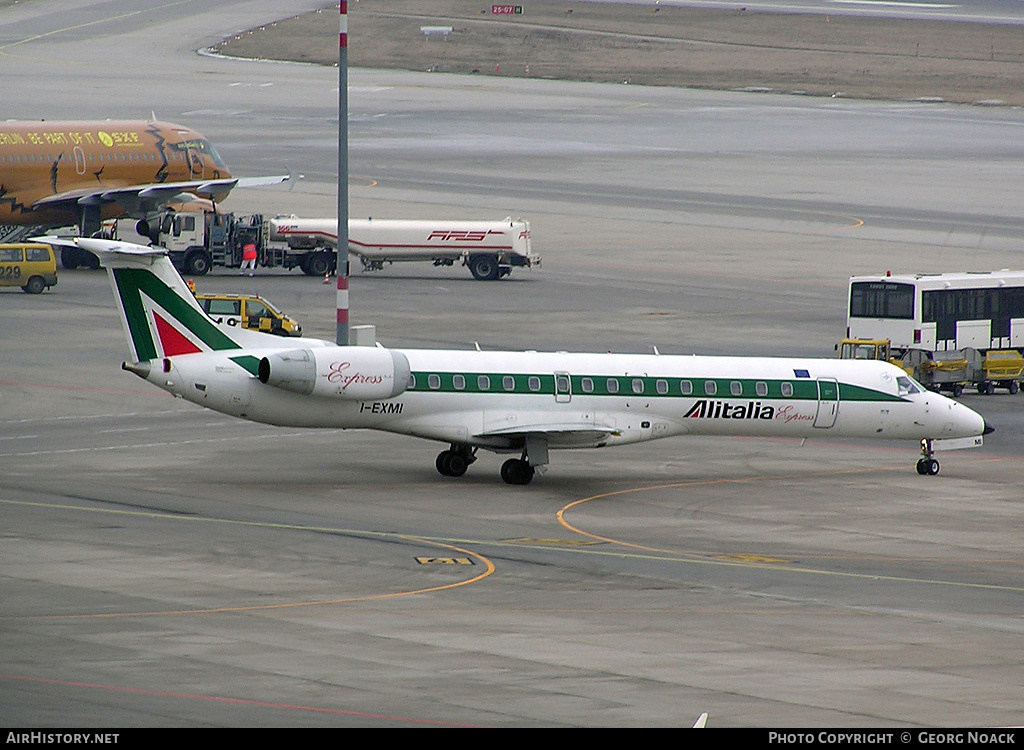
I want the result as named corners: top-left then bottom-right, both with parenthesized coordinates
top-left (435, 436), bottom-right (549, 485)
top-left (916, 438), bottom-right (940, 476)
top-left (499, 435), bottom-right (548, 485)
top-left (436, 444), bottom-right (477, 477)
top-left (500, 458), bottom-right (535, 486)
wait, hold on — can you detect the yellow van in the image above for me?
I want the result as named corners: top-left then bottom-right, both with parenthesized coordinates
top-left (195, 292), bottom-right (302, 337)
top-left (0, 243), bottom-right (58, 294)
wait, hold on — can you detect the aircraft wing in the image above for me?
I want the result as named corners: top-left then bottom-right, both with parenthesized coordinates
top-left (31, 174), bottom-right (289, 213)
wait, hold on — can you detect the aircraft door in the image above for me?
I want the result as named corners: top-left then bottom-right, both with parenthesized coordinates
top-left (814, 378), bottom-right (839, 428)
top-left (73, 146), bottom-right (87, 176)
top-left (186, 147), bottom-right (204, 179)
top-left (554, 371), bottom-right (571, 403)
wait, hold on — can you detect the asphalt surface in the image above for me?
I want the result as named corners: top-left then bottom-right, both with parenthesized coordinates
top-left (2, 0), bottom-right (1024, 728)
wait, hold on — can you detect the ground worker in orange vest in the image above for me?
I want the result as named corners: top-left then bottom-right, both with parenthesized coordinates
top-left (240, 242), bottom-right (257, 276)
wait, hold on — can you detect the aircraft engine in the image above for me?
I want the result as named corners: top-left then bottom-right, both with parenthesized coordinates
top-left (258, 346), bottom-right (410, 401)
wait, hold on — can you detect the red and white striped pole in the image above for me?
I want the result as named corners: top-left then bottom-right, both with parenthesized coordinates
top-left (336, 1), bottom-right (350, 346)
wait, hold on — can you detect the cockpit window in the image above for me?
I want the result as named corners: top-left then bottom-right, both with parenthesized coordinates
top-left (204, 141), bottom-right (228, 169)
top-left (896, 376), bottom-right (922, 396)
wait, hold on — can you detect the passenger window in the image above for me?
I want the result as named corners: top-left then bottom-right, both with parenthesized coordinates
top-left (0, 249), bottom-right (21, 262)
top-left (607, 378), bottom-right (620, 394)
top-left (632, 379), bottom-right (644, 394)
top-left (427, 374), bottom-right (441, 389)
top-left (477, 375), bottom-right (490, 391)
top-left (704, 381), bottom-right (717, 396)
top-left (730, 381), bottom-right (743, 396)
top-left (781, 382), bottom-right (793, 397)
top-left (680, 380), bottom-right (693, 395)
top-left (528, 376), bottom-right (541, 392)
top-left (503, 376), bottom-right (515, 391)
top-left (26, 248), bottom-right (50, 262)
top-left (581, 377), bottom-right (594, 393)
top-left (453, 374), bottom-right (466, 390)
top-left (656, 379), bottom-right (668, 395)
top-left (755, 382), bottom-right (768, 397)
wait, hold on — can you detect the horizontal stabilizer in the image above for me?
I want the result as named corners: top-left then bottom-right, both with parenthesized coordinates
top-left (33, 236), bottom-right (167, 261)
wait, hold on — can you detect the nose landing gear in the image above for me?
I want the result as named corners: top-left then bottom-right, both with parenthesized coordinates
top-left (916, 438), bottom-right (940, 475)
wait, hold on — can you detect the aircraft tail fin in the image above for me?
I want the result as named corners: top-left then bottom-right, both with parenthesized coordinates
top-left (75, 238), bottom-right (244, 362)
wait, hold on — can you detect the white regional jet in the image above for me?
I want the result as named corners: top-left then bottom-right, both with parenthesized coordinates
top-left (79, 238), bottom-right (990, 485)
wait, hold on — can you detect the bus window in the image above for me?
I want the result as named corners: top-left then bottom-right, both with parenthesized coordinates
top-left (849, 281), bottom-right (914, 319)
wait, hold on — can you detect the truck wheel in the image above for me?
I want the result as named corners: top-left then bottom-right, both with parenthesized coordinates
top-left (469, 254), bottom-right (500, 281)
top-left (22, 276), bottom-right (45, 294)
top-left (305, 253), bottom-right (331, 277)
top-left (1010, 381), bottom-right (1020, 395)
top-left (185, 251), bottom-right (211, 276)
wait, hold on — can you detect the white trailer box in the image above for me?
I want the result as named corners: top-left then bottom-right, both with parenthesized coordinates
top-left (269, 216), bottom-right (539, 280)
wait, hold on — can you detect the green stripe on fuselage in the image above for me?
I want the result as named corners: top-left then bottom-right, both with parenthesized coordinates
top-left (406, 372), bottom-right (905, 402)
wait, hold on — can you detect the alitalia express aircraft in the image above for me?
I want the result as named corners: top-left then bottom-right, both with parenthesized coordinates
top-left (73, 238), bottom-right (991, 485)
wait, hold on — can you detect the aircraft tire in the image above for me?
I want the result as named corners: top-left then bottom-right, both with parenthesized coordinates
top-left (436, 450), bottom-right (468, 477)
top-left (435, 450), bottom-right (451, 475)
top-left (917, 458), bottom-right (940, 476)
top-left (446, 453), bottom-right (468, 477)
top-left (501, 458), bottom-right (535, 485)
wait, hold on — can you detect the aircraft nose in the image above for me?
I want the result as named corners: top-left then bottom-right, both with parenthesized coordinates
top-left (983, 420), bottom-right (995, 436)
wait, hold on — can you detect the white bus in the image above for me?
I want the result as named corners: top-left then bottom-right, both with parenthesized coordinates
top-left (847, 270), bottom-right (1024, 353)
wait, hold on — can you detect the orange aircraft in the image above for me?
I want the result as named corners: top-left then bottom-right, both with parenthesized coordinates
top-left (0, 119), bottom-right (285, 267)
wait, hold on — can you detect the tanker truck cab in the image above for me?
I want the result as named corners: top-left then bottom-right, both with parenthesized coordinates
top-left (195, 293), bottom-right (301, 337)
